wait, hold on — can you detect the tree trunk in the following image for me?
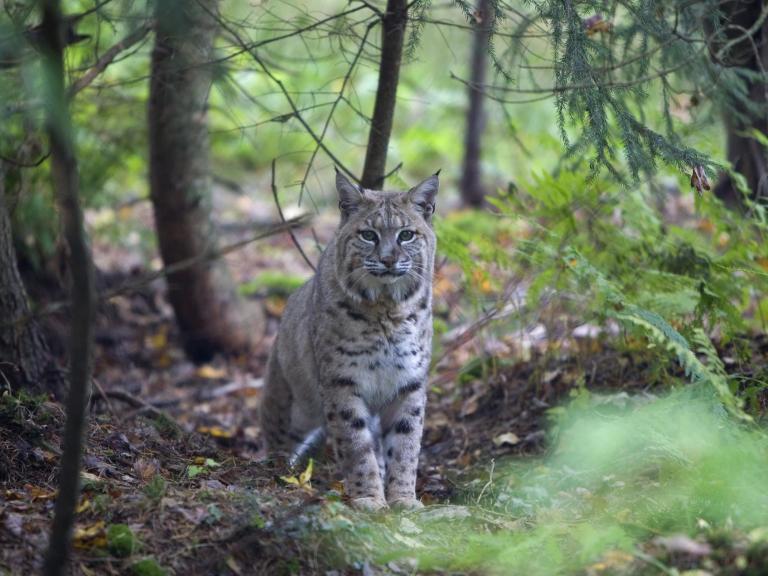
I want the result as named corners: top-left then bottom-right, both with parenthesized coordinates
top-left (361, 0), bottom-right (408, 190)
top-left (149, 0), bottom-right (251, 362)
top-left (38, 0), bottom-right (97, 573)
top-left (460, 0), bottom-right (492, 207)
top-left (712, 0), bottom-right (768, 206)
top-left (0, 163), bottom-right (55, 395)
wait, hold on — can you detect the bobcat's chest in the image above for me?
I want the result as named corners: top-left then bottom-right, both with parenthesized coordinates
top-left (344, 315), bottom-right (430, 409)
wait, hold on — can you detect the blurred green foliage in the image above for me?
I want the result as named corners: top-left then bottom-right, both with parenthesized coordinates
top-left (310, 387), bottom-right (768, 574)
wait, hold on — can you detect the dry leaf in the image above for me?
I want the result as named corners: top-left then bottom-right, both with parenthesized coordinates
top-left (146, 326), bottom-right (168, 350)
top-left (493, 432), bottom-right (520, 447)
top-left (470, 268), bottom-right (494, 294)
top-left (280, 458), bottom-right (314, 490)
top-left (265, 295), bottom-right (287, 317)
top-left (226, 556), bottom-right (243, 576)
top-left (432, 273), bottom-right (454, 298)
top-left (73, 521), bottom-right (107, 550)
top-left (197, 425), bottom-right (235, 439)
top-left (76, 498), bottom-right (91, 514)
top-left (196, 365), bottom-right (227, 379)
top-left (690, 165), bottom-right (711, 195)
top-left (24, 484), bottom-right (56, 501)
top-left (583, 14), bottom-right (613, 36)
top-left (133, 458), bottom-right (159, 482)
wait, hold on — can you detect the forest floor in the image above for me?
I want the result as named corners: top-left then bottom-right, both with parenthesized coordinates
top-left (2, 186), bottom-right (768, 575)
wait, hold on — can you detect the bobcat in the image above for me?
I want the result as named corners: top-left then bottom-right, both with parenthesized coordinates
top-left (261, 168), bottom-right (439, 510)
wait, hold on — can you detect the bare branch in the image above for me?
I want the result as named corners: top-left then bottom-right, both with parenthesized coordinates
top-left (67, 21), bottom-right (152, 97)
top-left (199, 1), bottom-right (364, 183)
top-left (298, 20), bottom-right (377, 205)
top-left (271, 159), bottom-right (316, 272)
top-left (3, 217), bottom-right (309, 329)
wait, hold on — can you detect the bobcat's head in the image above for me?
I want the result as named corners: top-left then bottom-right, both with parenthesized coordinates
top-left (334, 169), bottom-right (438, 303)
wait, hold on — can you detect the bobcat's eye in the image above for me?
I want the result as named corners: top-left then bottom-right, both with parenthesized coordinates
top-left (398, 230), bottom-right (415, 243)
top-left (359, 230), bottom-right (378, 243)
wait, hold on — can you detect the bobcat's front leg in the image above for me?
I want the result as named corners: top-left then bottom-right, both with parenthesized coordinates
top-left (382, 380), bottom-right (426, 509)
top-left (323, 378), bottom-right (386, 510)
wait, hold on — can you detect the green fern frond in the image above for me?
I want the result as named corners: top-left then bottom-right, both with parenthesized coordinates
top-left (616, 306), bottom-right (746, 419)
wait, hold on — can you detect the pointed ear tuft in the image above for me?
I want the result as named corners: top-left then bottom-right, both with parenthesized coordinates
top-left (408, 173), bottom-right (439, 221)
top-left (336, 169), bottom-right (364, 219)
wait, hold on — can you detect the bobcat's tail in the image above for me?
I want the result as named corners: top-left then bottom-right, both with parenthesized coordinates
top-left (288, 426), bottom-right (326, 469)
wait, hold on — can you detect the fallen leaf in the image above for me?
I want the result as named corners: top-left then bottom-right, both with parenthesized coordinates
top-left (280, 458), bottom-right (314, 490)
top-left (226, 556), bottom-right (243, 576)
top-left (145, 326), bottom-right (168, 350)
top-left (81, 471), bottom-right (102, 483)
top-left (196, 365), bottom-right (227, 379)
top-left (265, 295), bottom-right (287, 317)
top-left (133, 458), bottom-right (160, 482)
top-left (493, 432), bottom-right (520, 447)
top-left (76, 498), bottom-right (91, 514)
top-left (73, 521), bottom-right (107, 550)
top-left (470, 268), bottom-right (493, 294)
top-left (329, 481), bottom-right (345, 495)
top-left (197, 425), bottom-right (235, 439)
top-left (24, 484), bottom-right (57, 501)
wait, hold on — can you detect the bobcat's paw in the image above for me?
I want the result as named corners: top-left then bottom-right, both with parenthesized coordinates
top-left (388, 497), bottom-right (424, 511)
top-left (350, 496), bottom-right (388, 512)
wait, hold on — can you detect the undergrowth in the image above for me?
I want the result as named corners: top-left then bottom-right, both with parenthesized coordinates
top-left (309, 387), bottom-right (768, 575)
top-left (436, 165), bottom-right (768, 418)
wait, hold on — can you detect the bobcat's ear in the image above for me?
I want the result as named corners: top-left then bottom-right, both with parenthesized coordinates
top-left (407, 171), bottom-right (440, 221)
top-left (336, 167), bottom-right (364, 220)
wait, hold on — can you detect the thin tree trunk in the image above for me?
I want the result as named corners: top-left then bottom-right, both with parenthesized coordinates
top-left (149, 0), bottom-right (251, 361)
top-left (361, 0), bottom-right (408, 190)
top-left (39, 0), bottom-right (96, 573)
top-left (460, 0), bottom-right (492, 207)
top-left (711, 0), bottom-right (768, 206)
top-left (0, 163), bottom-right (55, 394)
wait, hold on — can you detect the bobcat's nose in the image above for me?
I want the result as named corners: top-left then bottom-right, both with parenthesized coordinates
top-left (380, 254), bottom-right (397, 268)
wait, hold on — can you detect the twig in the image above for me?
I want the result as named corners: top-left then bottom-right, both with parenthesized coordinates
top-left (2, 216), bottom-right (309, 329)
top-left (100, 389), bottom-right (173, 424)
top-left (197, 0), bottom-right (363, 183)
top-left (475, 458), bottom-right (495, 504)
top-left (91, 378), bottom-right (115, 417)
top-left (298, 20), bottom-right (377, 206)
top-left (433, 305), bottom-right (505, 367)
top-left (68, 22), bottom-right (152, 97)
top-left (271, 160), bottom-right (316, 271)
top-left (0, 151), bottom-right (50, 167)
top-left (382, 161), bottom-right (403, 182)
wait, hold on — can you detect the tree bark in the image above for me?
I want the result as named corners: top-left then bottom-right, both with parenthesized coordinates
top-left (0, 164), bottom-right (55, 394)
top-left (38, 0), bottom-right (96, 573)
top-left (711, 0), bottom-right (768, 206)
top-left (149, 0), bottom-right (251, 361)
top-left (361, 0), bottom-right (408, 190)
top-left (460, 0), bottom-right (492, 207)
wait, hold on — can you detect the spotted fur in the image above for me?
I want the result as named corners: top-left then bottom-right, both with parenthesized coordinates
top-left (261, 169), bottom-right (438, 510)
